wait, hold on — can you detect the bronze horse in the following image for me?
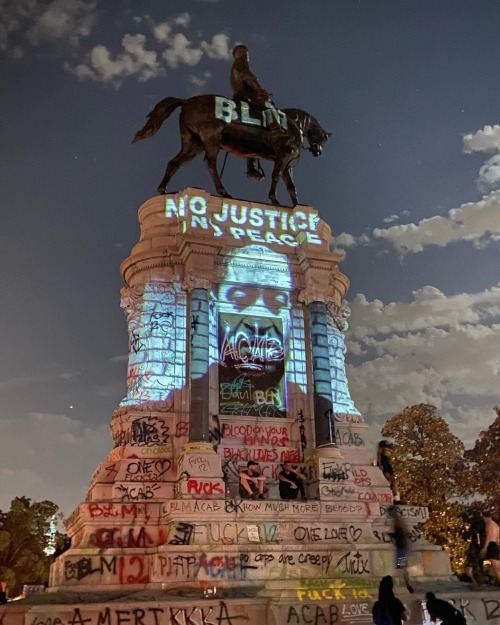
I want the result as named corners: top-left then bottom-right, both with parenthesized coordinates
top-left (132, 95), bottom-right (331, 206)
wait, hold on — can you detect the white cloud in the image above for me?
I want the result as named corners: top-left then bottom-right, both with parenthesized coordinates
top-left (383, 214), bottom-right (399, 224)
top-left (346, 284), bottom-right (500, 440)
top-left (330, 232), bottom-right (357, 250)
top-left (162, 32), bottom-right (203, 69)
top-left (478, 154), bottom-right (500, 192)
top-left (189, 70), bottom-right (212, 88)
top-left (200, 33), bottom-right (231, 60)
top-left (463, 124), bottom-right (500, 154)
top-left (463, 124), bottom-right (500, 192)
top-left (371, 191), bottom-right (500, 253)
top-left (152, 13), bottom-right (190, 43)
top-left (349, 283), bottom-right (500, 338)
top-left (67, 33), bottom-right (162, 86)
top-left (65, 9), bottom-right (232, 85)
top-left (0, 0), bottom-right (96, 53)
top-left (0, 413), bottom-right (110, 516)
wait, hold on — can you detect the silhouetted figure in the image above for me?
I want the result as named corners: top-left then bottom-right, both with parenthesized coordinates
top-left (481, 510), bottom-right (500, 584)
top-left (278, 462), bottom-right (307, 500)
top-left (377, 440), bottom-right (399, 500)
top-left (457, 565), bottom-right (476, 584)
top-left (388, 505), bottom-right (413, 594)
top-left (0, 579), bottom-right (6, 605)
top-left (425, 592), bottom-right (466, 624)
top-left (372, 575), bottom-right (407, 624)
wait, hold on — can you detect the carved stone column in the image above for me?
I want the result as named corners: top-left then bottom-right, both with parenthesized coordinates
top-left (184, 275), bottom-right (211, 445)
top-left (299, 284), bottom-right (336, 448)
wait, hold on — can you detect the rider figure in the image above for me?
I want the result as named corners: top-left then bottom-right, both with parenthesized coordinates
top-left (231, 44), bottom-right (272, 106)
top-left (230, 45), bottom-right (284, 180)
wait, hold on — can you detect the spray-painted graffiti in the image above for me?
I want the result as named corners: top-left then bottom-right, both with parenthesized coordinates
top-left (324, 503), bottom-right (364, 515)
top-left (167, 522), bottom-right (195, 545)
top-left (286, 604), bottom-right (339, 625)
top-left (63, 555), bottom-right (149, 585)
top-left (320, 484), bottom-right (356, 498)
top-left (27, 602), bottom-right (248, 625)
top-left (115, 483), bottom-right (162, 501)
top-left (222, 446), bottom-right (300, 463)
top-left (87, 503), bottom-right (155, 521)
top-left (298, 409), bottom-right (307, 453)
top-left (186, 479), bottom-right (224, 496)
top-left (334, 429), bottom-right (364, 447)
top-left (113, 416), bottom-right (170, 448)
top-left (223, 423), bottom-right (290, 446)
top-left (380, 504), bottom-right (429, 521)
top-left (124, 458), bottom-right (173, 481)
top-left (85, 526), bottom-right (165, 549)
top-left (209, 414), bottom-right (225, 447)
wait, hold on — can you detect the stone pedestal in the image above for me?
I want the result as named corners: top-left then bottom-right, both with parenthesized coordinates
top-left (2, 189), bottom-right (477, 625)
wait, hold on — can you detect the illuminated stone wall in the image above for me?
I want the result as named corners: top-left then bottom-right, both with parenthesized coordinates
top-left (39, 190), bottom-right (453, 625)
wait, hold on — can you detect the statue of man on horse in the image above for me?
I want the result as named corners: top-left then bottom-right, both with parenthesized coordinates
top-left (132, 45), bottom-right (331, 207)
top-left (230, 44), bottom-right (285, 181)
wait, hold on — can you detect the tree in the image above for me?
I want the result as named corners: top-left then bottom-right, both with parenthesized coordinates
top-left (382, 403), bottom-right (470, 571)
top-left (0, 497), bottom-right (67, 597)
top-left (465, 406), bottom-right (500, 518)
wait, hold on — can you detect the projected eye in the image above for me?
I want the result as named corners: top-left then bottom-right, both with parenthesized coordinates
top-left (226, 287), bottom-right (247, 306)
top-left (265, 291), bottom-right (289, 310)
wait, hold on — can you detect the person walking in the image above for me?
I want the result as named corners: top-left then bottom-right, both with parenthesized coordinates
top-left (388, 505), bottom-right (413, 594)
top-left (372, 576), bottom-right (408, 624)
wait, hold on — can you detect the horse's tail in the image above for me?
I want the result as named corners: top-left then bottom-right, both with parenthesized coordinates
top-left (132, 97), bottom-right (184, 143)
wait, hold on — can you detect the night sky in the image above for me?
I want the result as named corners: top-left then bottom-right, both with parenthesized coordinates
top-left (1, 0), bottom-right (499, 515)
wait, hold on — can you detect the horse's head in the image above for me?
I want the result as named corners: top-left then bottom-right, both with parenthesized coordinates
top-left (306, 123), bottom-right (332, 157)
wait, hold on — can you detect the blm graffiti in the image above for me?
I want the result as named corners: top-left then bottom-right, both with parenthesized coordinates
top-left (219, 313), bottom-right (286, 418)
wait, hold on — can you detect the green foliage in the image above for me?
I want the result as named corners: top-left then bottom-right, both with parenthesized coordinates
top-left (0, 497), bottom-right (67, 597)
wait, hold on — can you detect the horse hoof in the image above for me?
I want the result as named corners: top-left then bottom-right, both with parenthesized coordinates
top-left (220, 191), bottom-right (233, 199)
top-left (157, 187), bottom-right (166, 195)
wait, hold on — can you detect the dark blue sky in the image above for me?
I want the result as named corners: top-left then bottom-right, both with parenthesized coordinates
top-left (1, 0), bottom-right (499, 514)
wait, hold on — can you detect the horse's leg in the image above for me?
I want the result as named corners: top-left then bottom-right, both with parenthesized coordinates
top-left (282, 165), bottom-right (299, 206)
top-left (268, 155), bottom-right (289, 206)
top-left (203, 140), bottom-right (232, 198)
top-left (157, 133), bottom-right (201, 194)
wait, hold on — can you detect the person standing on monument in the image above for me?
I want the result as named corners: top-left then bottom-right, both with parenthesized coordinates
top-left (480, 510), bottom-right (500, 584)
top-left (230, 44), bottom-right (284, 180)
top-left (377, 440), bottom-right (399, 501)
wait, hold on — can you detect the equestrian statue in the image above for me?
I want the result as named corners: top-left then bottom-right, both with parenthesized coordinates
top-left (132, 45), bottom-right (331, 207)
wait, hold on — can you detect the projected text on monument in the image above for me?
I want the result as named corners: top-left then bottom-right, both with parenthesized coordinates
top-left (165, 193), bottom-right (322, 247)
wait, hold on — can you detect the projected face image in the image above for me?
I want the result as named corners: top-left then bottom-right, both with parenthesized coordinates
top-left (224, 285), bottom-right (289, 317)
top-left (217, 245), bottom-right (293, 418)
